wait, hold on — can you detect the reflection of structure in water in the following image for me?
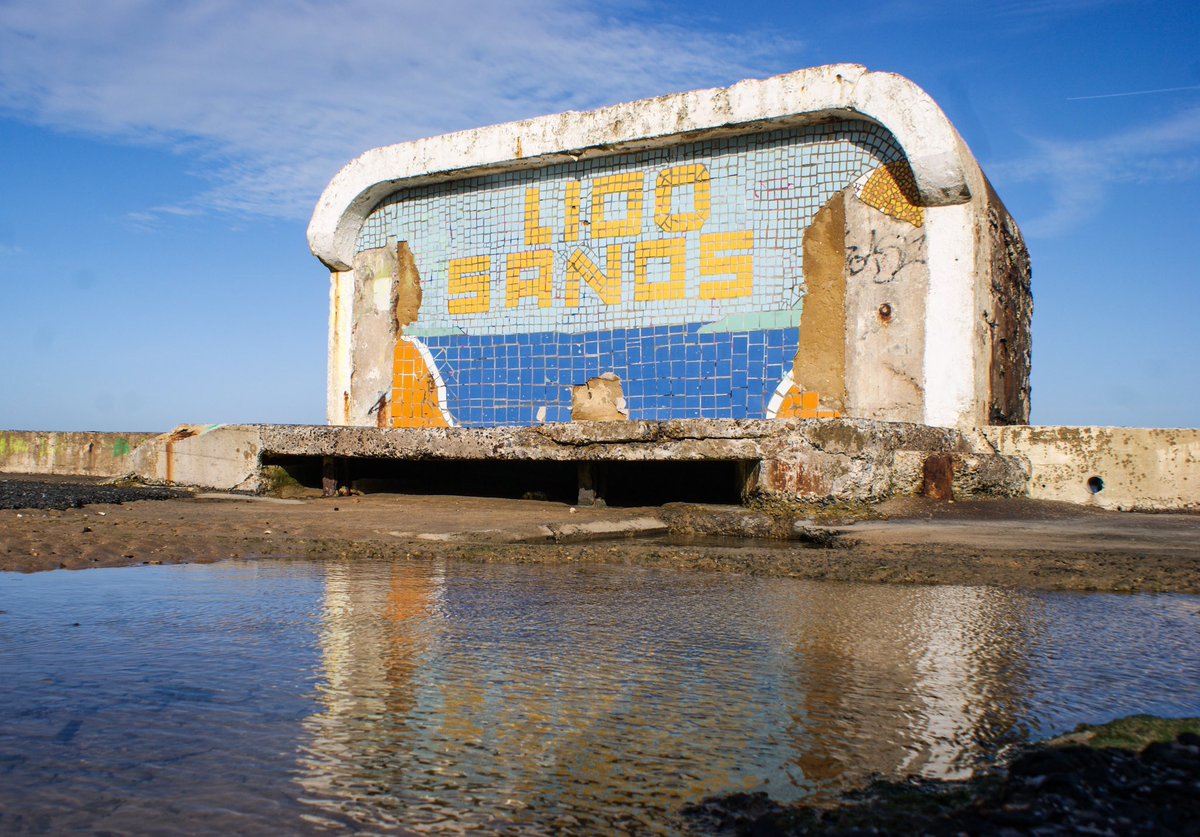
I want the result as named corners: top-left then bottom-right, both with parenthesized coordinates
top-left (295, 563), bottom-right (1039, 830)
top-left (296, 562), bottom-right (444, 830)
top-left (789, 585), bottom-right (1038, 786)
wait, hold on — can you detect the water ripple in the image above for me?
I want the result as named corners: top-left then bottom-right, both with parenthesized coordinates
top-left (0, 559), bottom-right (1197, 833)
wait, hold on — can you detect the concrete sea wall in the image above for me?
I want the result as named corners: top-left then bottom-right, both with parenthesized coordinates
top-left (984, 426), bottom-right (1200, 512)
top-left (0, 430), bottom-right (156, 478)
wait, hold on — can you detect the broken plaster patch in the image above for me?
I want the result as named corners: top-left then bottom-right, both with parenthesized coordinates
top-left (570, 373), bottom-right (630, 422)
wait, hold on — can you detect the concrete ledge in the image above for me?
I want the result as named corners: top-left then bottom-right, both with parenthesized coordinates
top-left (0, 430), bottom-right (156, 478)
top-left (9, 422), bottom-right (1195, 512)
top-left (983, 426), bottom-right (1200, 511)
top-left (121, 419), bottom-right (1026, 503)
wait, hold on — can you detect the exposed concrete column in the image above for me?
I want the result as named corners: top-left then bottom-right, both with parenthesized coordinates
top-left (322, 456), bottom-right (338, 497)
top-left (577, 461), bottom-right (606, 507)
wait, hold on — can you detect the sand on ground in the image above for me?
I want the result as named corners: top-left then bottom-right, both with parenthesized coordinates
top-left (1, 477), bottom-right (1197, 593)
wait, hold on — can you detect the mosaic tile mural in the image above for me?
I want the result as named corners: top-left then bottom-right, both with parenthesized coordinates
top-left (357, 120), bottom-right (908, 427)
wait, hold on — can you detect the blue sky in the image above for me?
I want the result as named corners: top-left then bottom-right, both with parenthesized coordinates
top-left (1, 0), bottom-right (1197, 431)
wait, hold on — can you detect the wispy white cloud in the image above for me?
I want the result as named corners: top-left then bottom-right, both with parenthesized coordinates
top-left (0, 243), bottom-right (24, 257)
top-left (0, 0), bottom-right (793, 222)
top-left (1066, 84), bottom-right (1200, 101)
top-left (989, 106), bottom-right (1200, 237)
top-left (989, 0), bottom-right (1133, 17)
top-left (984, 0), bottom-right (1146, 33)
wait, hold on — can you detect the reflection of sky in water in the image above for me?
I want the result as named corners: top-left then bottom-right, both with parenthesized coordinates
top-left (1, 560), bottom-right (1197, 834)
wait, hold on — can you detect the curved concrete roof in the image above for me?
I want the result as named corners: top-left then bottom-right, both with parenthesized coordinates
top-left (308, 64), bottom-right (973, 271)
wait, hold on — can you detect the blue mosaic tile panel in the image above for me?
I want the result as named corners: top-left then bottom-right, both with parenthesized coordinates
top-left (424, 324), bottom-right (797, 426)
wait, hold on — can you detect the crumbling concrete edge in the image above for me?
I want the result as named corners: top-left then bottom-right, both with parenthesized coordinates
top-left (125, 419), bottom-right (1027, 505)
top-left (8, 420), bottom-right (1196, 512)
top-left (307, 64), bottom-right (971, 272)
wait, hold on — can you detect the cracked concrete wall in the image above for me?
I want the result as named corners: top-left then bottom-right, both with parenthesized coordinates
top-left (0, 431), bottom-right (157, 478)
top-left (348, 245), bottom-right (399, 427)
top-left (983, 426), bottom-right (1199, 511)
top-left (843, 190), bottom-right (929, 422)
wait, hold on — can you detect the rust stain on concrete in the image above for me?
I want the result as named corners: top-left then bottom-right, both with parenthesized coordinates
top-left (763, 460), bottom-right (831, 496)
top-left (983, 178), bottom-right (1032, 425)
top-left (921, 453), bottom-right (954, 501)
top-left (163, 426), bottom-right (198, 486)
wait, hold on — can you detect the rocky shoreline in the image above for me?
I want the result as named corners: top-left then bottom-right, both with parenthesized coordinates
top-left (682, 716), bottom-right (1200, 835)
top-left (0, 478), bottom-right (183, 510)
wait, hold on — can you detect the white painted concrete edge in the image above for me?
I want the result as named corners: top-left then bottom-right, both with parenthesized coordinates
top-left (326, 271), bottom-right (353, 425)
top-left (923, 203), bottom-right (978, 427)
top-left (308, 64), bottom-right (973, 271)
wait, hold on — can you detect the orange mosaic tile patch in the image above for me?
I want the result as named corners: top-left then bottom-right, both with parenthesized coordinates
top-left (776, 386), bottom-right (841, 420)
top-left (390, 339), bottom-right (449, 428)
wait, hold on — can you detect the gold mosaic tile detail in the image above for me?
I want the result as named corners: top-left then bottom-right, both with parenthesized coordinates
top-left (859, 160), bottom-right (924, 227)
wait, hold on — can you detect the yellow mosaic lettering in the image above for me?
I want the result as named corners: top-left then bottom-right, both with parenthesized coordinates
top-left (634, 238), bottom-right (687, 302)
top-left (447, 255), bottom-right (491, 315)
top-left (566, 245), bottom-right (622, 306)
top-left (506, 250), bottom-right (555, 308)
top-left (654, 164), bottom-right (711, 233)
top-left (591, 172), bottom-right (644, 239)
top-left (524, 187), bottom-right (552, 247)
top-left (564, 180), bottom-right (581, 243)
top-left (699, 231), bottom-right (754, 299)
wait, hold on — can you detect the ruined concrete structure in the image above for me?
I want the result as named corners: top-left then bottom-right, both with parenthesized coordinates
top-left (308, 65), bottom-right (1031, 431)
top-left (9, 68), bottom-right (1194, 513)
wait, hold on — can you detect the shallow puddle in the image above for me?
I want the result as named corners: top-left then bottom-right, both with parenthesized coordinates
top-left (1, 558), bottom-right (1197, 834)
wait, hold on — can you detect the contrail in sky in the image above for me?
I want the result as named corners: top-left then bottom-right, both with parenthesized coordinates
top-left (1067, 85), bottom-right (1200, 101)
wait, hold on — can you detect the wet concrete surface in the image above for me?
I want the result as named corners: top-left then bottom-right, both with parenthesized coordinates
top-left (1, 475), bottom-right (1197, 592)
